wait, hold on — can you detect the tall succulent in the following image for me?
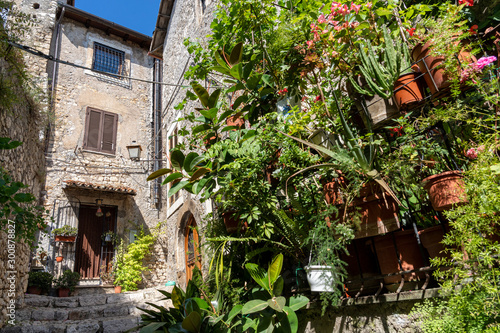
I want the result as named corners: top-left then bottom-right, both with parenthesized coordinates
top-left (349, 26), bottom-right (411, 99)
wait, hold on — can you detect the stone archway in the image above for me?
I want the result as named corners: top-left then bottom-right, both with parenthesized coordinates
top-left (184, 214), bottom-right (201, 284)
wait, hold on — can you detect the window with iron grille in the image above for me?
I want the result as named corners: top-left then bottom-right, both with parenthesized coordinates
top-left (92, 42), bottom-right (125, 77)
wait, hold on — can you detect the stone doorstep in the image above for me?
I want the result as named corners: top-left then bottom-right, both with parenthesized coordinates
top-left (0, 315), bottom-right (141, 333)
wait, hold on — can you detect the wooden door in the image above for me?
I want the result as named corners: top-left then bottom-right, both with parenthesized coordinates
top-left (185, 215), bottom-right (201, 283)
top-left (75, 205), bottom-right (116, 279)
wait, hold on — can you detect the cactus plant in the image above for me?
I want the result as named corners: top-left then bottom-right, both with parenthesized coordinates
top-left (349, 26), bottom-right (411, 99)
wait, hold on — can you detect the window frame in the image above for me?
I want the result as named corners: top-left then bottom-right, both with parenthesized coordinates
top-left (92, 42), bottom-right (126, 78)
top-left (166, 118), bottom-right (184, 216)
top-left (82, 107), bottom-right (118, 155)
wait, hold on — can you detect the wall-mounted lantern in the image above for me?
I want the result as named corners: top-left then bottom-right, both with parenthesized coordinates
top-left (126, 141), bottom-right (142, 161)
top-left (96, 198), bottom-right (103, 217)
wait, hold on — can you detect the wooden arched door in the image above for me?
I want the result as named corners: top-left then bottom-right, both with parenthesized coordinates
top-left (184, 215), bottom-right (201, 283)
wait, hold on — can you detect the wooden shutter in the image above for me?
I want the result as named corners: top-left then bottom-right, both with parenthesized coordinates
top-left (83, 107), bottom-right (118, 154)
top-left (101, 112), bottom-right (118, 154)
top-left (84, 108), bottom-right (102, 151)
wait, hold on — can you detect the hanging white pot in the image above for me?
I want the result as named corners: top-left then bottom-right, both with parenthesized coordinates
top-left (305, 265), bottom-right (336, 292)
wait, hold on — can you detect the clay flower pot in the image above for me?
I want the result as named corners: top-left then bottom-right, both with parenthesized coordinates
top-left (393, 72), bottom-right (424, 110)
top-left (57, 288), bottom-right (70, 297)
top-left (114, 286), bottom-right (122, 293)
top-left (422, 171), bottom-right (467, 211)
top-left (55, 235), bottom-right (76, 242)
top-left (55, 256), bottom-right (64, 262)
top-left (27, 286), bottom-right (42, 295)
top-left (418, 225), bottom-right (449, 259)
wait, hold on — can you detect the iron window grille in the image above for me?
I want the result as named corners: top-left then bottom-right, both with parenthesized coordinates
top-left (92, 42), bottom-right (125, 78)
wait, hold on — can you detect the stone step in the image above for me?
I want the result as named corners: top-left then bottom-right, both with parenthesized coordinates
top-left (0, 315), bottom-right (141, 333)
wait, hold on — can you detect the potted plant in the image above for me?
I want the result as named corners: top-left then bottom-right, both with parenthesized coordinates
top-left (53, 270), bottom-right (80, 297)
top-left (27, 271), bottom-right (53, 295)
top-left (55, 255), bottom-right (64, 262)
top-left (101, 230), bottom-right (117, 244)
top-left (52, 225), bottom-right (78, 242)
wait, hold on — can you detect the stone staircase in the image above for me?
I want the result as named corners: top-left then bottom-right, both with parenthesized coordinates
top-left (1, 287), bottom-right (172, 333)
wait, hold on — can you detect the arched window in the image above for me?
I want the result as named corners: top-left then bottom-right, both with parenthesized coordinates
top-left (184, 215), bottom-right (201, 283)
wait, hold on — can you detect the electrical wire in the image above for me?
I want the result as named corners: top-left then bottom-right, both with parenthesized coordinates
top-left (6, 39), bottom-right (227, 88)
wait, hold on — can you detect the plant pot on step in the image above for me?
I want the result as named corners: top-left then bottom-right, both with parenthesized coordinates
top-left (304, 265), bottom-right (337, 292)
top-left (422, 171), bottom-right (467, 211)
top-left (55, 235), bottom-right (76, 242)
top-left (57, 288), bottom-right (70, 297)
top-left (222, 212), bottom-right (248, 234)
top-left (393, 72), bottom-right (425, 111)
top-left (55, 256), bottom-right (64, 262)
top-left (27, 286), bottom-right (42, 295)
top-left (114, 286), bottom-right (122, 293)
top-left (374, 229), bottom-right (426, 291)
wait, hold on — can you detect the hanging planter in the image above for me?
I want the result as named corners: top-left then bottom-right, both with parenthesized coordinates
top-left (422, 171), bottom-right (467, 211)
top-left (55, 256), bottom-right (64, 262)
top-left (393, 72), bottom-right (425, 111)
top-left (304, 265), bottom-right (337, 292)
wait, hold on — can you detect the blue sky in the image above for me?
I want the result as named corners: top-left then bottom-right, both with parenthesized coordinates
top-left (76, 0), bottom-right (161, 36)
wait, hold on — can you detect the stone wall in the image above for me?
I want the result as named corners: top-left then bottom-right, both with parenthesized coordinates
top-left (0, 52), bottom-right (47, 327)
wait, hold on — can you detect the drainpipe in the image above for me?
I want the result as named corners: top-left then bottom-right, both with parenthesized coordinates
top-left (153, 58), bottom-right (163, 209)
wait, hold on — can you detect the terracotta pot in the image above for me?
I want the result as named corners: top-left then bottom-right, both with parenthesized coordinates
top-left (350, 183), bottom-right (400, 239)
top-left (114, 286), bottom-right (122, 293)
top-left (412, 42), bottom-right (476, 97)
top-left (322, 174), bottom-right (347, 205)
top-left (422, 171), bottom-right (467, 211)
top-left (341, 239), bottom-right (381, 296)
top-left (222, 212), bottom-right (247, 234)
top-left (374, 229), bottom-right (426, 286)
top-left (27, 286), bottom-right (42, 295)
top-left (226, 115), bottom-right (245, 129)
top-left (58, 288), bottom-right (70, 297)
top-left (55, 256), bottom-right (64, 262)
top-left (418, 225), bottom-right (449, 260)
top-left (393, 72), bottom-right (424, 110)
top-left (55, 235), bottom-right (76, 242)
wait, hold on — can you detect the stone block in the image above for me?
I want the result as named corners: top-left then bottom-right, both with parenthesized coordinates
top-left (101, 317), bottom-right (140, 333)
top-left (31, 309), bottom-right (55, 321)
top-left (66, 321), bottom-right (100, 333)
top-left (67, 307), bottom-right (103, 321)
top-left (20, 324), bottom-right (51, 333)
top-left (0, 326), bottom-right (22, 333)
top-left (128, 293), bottom-right (145, 303)
top-left (106, 294), bottom-right (130, 304)
top-left (53, 297), bottom-right (79, 308)
top-left (54, 310), bottom-right (69, 321)
top-left (24, 296), bottom-right (52, 308)
top-left (103, 305), bottom-right (129, 317)
top-left (79, 295), bottom-right (107, 307)
top-left (16, 308), bottom-right (32, 321)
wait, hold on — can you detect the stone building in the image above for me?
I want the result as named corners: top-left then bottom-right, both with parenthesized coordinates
top-left (9, 0), bottom-right (173, 285)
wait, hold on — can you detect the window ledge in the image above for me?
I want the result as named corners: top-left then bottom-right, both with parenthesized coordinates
top-left (81, 149), bottom-right (116, 158)
top-left (167, 197), bottom-right (184, 217)
top-left (84, 69), bottom-right (131, 89)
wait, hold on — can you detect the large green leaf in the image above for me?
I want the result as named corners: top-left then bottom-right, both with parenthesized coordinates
top-left (214, 50), bottom-right (229, 68)
top-left (229, 42), bottom-right (243, 65)
top-left (172, 286), bottom-right (185, 310)
top-left (192, 177), bottom-right (211, 195)
top-left (209, 66), bottom-right (231, 76)
top-left (184, 298), bottom-right (201, 316)
top-left (189, 168), bottom-right (210, 182)
top-left (182, 311), bottom-right (201, 333)
top-left (268, 254), bottom-right (283, 287)
top-left (247, 73), bottom-right (263, 90)
top-left (167, 322), bottom-right (188, 333)
top-left (227, 304), bottom-right (242, 322)
top-left (232, 94), bottom-right (248, 110)
top-left (256, 315), bottom-right (273, 333)
top-left (275, 306), bottom-right (298, 333)
top-left (245, 263), bottom-right (268, 292)
top-left (230, 63), bottom-right (243, 80)
top-left (199, 108), bottom-right (218, 120)
top-left (161, 172), bottom-right (183, 186)
top-left (241, 299), bottom-right (268, 315)
top-left (147, 168), bottom-right (172, 181)
top-left (168, 180), bottom-right (190, 197)
top-left (191, 83), bottom-right (209, 108)
top-left (288, 295), bottom-right (309, 311)
top-left (171, 150), bottom-right (185, 171)
top-left (139, 322), bottom-right (169, 333)
top-left (273, 276), bottom-right (284, 297)
top-left (189, 156), bottom-right (205, 171)
top-left (183, 153), bottom-right (199, 173)
top-left (208, 89), bottom-right (221, 109)
top-left (267, 296), bottom-right (286, 312)
top-left (192, 124), bottom-right (211, 135)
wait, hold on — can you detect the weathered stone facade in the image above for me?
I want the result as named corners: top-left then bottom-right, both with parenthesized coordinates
top-left (0, 53), bottom-right (46, 327)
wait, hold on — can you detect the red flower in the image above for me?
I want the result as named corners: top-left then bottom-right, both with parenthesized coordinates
top-left (469, 24), bottom-right (478, 35)
top-left (459, 0), bottom-right (473, 6)
top-left (407, 28), bottom-right (416, 37)
top-left (314, 95), bottom-right (321, 102)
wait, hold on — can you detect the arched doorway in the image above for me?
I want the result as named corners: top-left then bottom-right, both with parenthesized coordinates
top-left (184, 214), bottom-right (201, 284)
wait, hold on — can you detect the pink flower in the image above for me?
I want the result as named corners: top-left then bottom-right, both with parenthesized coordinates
top-left (306, 40), bottom-right (314, 49)
top-left (466, 148), bottom-right (478, 159)
top-left (473, 56), bottom-right (497, 71)
top-left (318, 14), bottom-right (327, 24)
top-left (366, 2), bottom-right (372, 9)
top-left (338, 4), bottom-right (350, 16)
top-left (350, 3), bottom-right (361, 14)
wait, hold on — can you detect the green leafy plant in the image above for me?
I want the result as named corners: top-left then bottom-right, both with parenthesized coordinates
top-left (114, 228), bottom-right (156, 291)
top-left (27, 271), bottom-right (53, 293)
top-left (51, 225), bottom-right (78, 237)
top-left (53, 270), bottom-right (80, 292)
